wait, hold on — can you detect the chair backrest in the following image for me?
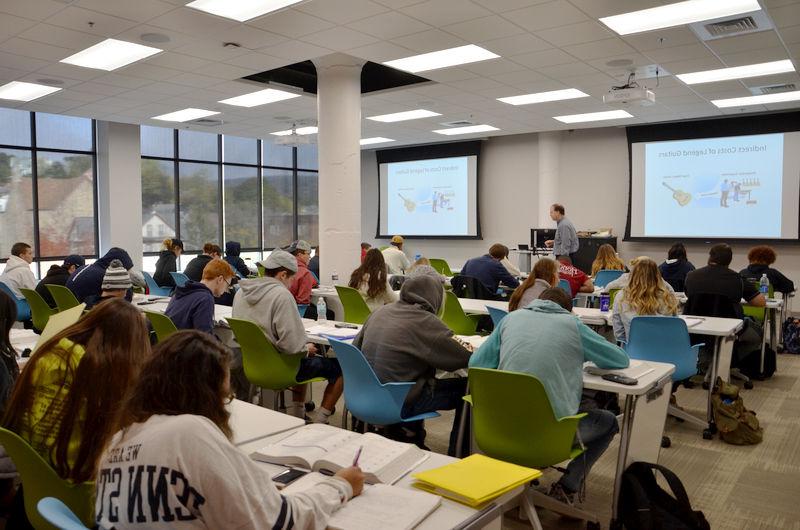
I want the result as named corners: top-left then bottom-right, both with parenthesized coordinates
top-left (20, 288), bottom-right (55, 331)
top-left (626, 316), bottom-right (699, 382)
top-left (486, 305), bottom-right (508, 327)
top-left (45, 285), bottom-right (81, 312)
top-left (38, 498), bottom-right (90, 530)
top-left (169, 271), bottom-right (190, 287)
top-left (429, 258), bottom-right (454, 277)
top-left (609, 288), bottom-right (621, 307)
top-left (742, 281), bottom-right (772, 322)
top-left (143, 311), bottom-right (178, 342)
top-left (226, 317), bottom-right (304, 389)
top-left (451, 275), bottom-right (495, 300)
top-left (334, 285), bottom-right (372, 324)
top-left (328, 339), bottom-right (413, 425)
top-left (558, 278), bottom-right (571, 296)
top-left (142, 271), bottom-right (172, 297)
top-left (441, 290), bottom-right (479, 335)
top-left (297, 304), bottom-right (309, 317)
top-left (0, 428), bottom-right (94, 529)
top-left (0, 281), bottom-right (31, 322)
top-left (309, 270), bottom-right (320, 283)
top-left (256, 262), bottom-right (266, 277)
top-left (468, 368), bottom-right (585, 469)
top-left (594, 269), bottom-right (624, 288)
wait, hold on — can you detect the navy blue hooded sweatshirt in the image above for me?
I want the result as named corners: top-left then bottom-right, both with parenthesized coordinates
top-left (66, 248), bottom-right (133, 305)
top-left (224, 241), bottom-right (250, 278)
top-left (164, 281), bottom-right (215, 333)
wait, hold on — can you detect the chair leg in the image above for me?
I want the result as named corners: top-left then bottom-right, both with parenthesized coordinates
top-left (668, 404), bottom-right (708, 430)
top-left (341, 406), bottom-right (349, 430)
top-left (527, 489), bottom-right (600, 525)
top-left (520, 489), bottom-right (544, 530)
top-left (455, 400), bottom-right (471, 458)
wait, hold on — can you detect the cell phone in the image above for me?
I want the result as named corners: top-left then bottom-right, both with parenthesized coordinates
top-left (601, 373), bottom-right (638, 386)
top-left (272, 468), bottom-right (308, 487)
top-left (334, 323), bottom-right (359, 329)
top-left (136, 301), bottom-right (156, 306)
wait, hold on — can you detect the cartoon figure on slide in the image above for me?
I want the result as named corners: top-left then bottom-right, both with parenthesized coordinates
top-left (664, 176), bottom-right (759, 208)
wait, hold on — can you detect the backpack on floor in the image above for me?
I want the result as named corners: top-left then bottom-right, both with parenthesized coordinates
top-left (711, 378), bottom-right (763, 445)
top-left (618, 462), bottom-right (710, 530)
top-left (737, 345), bottom-right (776, 379)
top-left (782, 318), bottom-right (800, 354)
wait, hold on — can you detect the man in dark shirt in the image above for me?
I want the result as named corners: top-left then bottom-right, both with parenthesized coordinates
top-left (460, 244), bottom-right (520, 294)
top-left (183, 243), bottom-right (222, 282)
top-left (35, 254), bottom-right (85, 308)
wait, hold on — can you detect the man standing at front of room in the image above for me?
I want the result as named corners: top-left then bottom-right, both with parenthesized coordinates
top-left (545, 203), bottom-right (579, 262)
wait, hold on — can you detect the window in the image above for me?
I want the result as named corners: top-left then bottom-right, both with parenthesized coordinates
top-left (179, 162), bottom-right (220, 251)
top-left (297, 171), bottom-right (319, 246)
top-left (224, 136), bottom-right (257, 165)
top-left (224, 165), bottom-right (259, 248)
top-left (263, 168), bottom-right (294, 249)
top-left (141, 159), bottom-right (175, 252)
top-left (179, 130), bottom-right (218, 162)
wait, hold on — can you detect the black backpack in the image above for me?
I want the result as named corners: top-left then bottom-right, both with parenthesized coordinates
top-left (619, 462), bottom-right (710, 530)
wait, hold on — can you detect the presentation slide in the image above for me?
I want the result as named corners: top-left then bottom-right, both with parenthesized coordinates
top-left (378, 155), bottom-right (478, 237)
top-left (630, 132), bottom-right (800, 239)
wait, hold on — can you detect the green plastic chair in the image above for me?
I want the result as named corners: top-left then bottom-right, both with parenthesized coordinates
top-left (45, 284), bottom-right (81, 312)
top-left (143, 311), bottom-right (178, 342)
top-left (440, 290), bottom-right (481, 335)
top-left (742, 282), bottom-right (773, 323)
top-left (20, 288), bottom-right (56, 332)
top-left (256, 262), bottom-right (266, 277)
top-left (609, 288), bottom-right (621, 307)
top-left (0, 427), bottom-right (94, 530)
top-left (334, 285), bottom-right (372, 325)
top-left (428, 258), bottom-right (455, 277)
top-left (226, 318), bottom-right (325, 410)
top-left (462, 368), bottom-right (599, 528)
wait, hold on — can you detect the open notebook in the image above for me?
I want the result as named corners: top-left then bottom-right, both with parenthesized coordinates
top-left (284, 472), bottom-right (441, 530)
top-left (252, 424), bottom-right (428, 484)
top-left (584, 359), bottom-right (655, 379)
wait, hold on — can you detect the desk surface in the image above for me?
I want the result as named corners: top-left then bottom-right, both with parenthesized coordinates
top-left (133, 294), bottom-right (233, 323)
top-left (10, 328), bottom-right (38, 353)
top-left (228, 399), bottom-right (305, 447)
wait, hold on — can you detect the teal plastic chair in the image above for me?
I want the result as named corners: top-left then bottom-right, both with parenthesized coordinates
top-left (334, 285), bottom-right (372, 325)
top-left (297, 304), bottom-right (309, 317)
top-left (429, 258), bottom-right (454, 277)
top-left (142, 271), bottom-right (171, 296)
top-left (594, 269), bottom-right (624, 288)
top-left (0, 281), bottom-right (31, 321)
top-left (38, 498), bottom-right (90, 530)
top-left (486, 305), bottom-right (508, 327)
top-left (441, 290), bottom-right (481, 335)
top-left (20, 288), bottom-right (56, 332)
top-left (462, 368), bottom-right (598, 527)
top-left (0, 428), bottom-right (94, 529)
top-left (558, 278), bottom-right (571, 296)
top-left (143, 311), bottom-right (178, 342)
top-left (227, 318), bottom-right (325, 410)
top-left (328, 338), bottom-right (439, 429)
top-left (46, 284), bottom-right (81, 312)
top-left (169, 271), bottom-right (190, 287)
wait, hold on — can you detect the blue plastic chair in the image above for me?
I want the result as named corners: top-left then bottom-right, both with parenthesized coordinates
top-left (0, 281), bottom-right (31, 321)
top-left (298, 304), bottom-right (309, 317)
top-left (169, 271), bottom-right (190, 287)
top-left (37, 498), bottom-right (90, 530)
top-left (327, 338), bottom-right (439, 429)
top-left (310, 271), bottom-right (320, 283)
top-left (594, 269), bottom-right (624, 288)
top-left (557, 278), bottom-right (571, 295)
top-left (142, 271), bottom-right (172, 296)
top-left (486, 305), bottom-right (508, 326)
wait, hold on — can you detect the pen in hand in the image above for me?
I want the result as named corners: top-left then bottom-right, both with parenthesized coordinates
top-left (352, 446), bottom-right (363, 467)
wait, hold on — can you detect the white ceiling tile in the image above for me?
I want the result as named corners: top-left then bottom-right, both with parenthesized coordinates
top-left (491, 69), bottom-right (551, 85)
top-left (567, 0), bottom-right (666, 19)
top-left (535, 21), bottom-right (615, 47)
top-left (504, 0), bottom-right (589, 32)
top-left (720, 46), bottom-right (792, 66)
top-left (0, 66), bottom-right (33, 82)
top-left (116, 63), bottom-right (183, 81)
top-left (262, 40), bottom-right (333, 61)
top-left (447, 76), bottom-right (506, 91)
top-left (390, 29), bottom-right (467, 53)
top-left (75, 0), bottom-right (176, 22)
top-left (472, 0), bottom-right (552, 12)
top-left (346, 12), bottom-right (431, 39)
top-left (690, 81), bottom-right (751, 96)
top-left (45, 7), bottom-right (140, 36)
top-left (19, 23), bottom-right (99, 51)
top-left (138, 81), bottom-right (198, 95)
top-left (167, 71), bottom-right (232, 88)
top-left (1, 38), bottom-right (74, 62)
top-left (645, 43), bottom-right (717, 64)
top-left (563, 38), bottom-right (637, 61)
top-left (741, 71), bottom-right (800, 87)
top-left (248, 9), bottom-right (335, 38)
top-left (621, 27), bottom-right (700, 52)
top-left (419, 68), bottom-right (479, 82)
top-left (223, 52), bottom-right (288, 70)
top-left (0, 0), bottom-right (67, 19)
top-left (536, 61), bottom-right (602, 78)
top-left (145, 52), bottom-right (212, 73)
top-left (149, 8), bottom-right (239, 34)
top-left (707, 31), bottom-right (784, 56)
top-left (479, 33), bottom-right (552, 57)
top-left (562, 72), bottom-right (617, 88)
top-left (17, 72), bottom-right (83, 89)
top-left (72, 82), bottom-right (131, 96)
top-left (301, 26), bottom-right (379, 51)
top-left (347, 42), bottom-right (417, 62)
top-left (777, 25), bottom-right (800, 44)
top-left (90, 73), bottom-right (152, 89)
top-left (659, 56), bottom-right (725, 75)
top-left (32, 61), bottom-right (105, 82)
top-left (510, 48), bottom-right (575, 68)
top-left (113, 25), bottom-right (199, 51)
top-left (768, 4), bottom-right (800, 27)
top-left (174, 41), bottom-right (251, 62)
top-left (460, 58), bottom-right (525, 76)
top-left (201, 62), bottom-right (262, 80)
top-left (296, 0), bottom-right (389, 24)
top-left (443, 15), bottom-right (524, 42)
top-left (0, 14), bottom-right (39, 41)
top-left (213, 25), bottom-right (287, 51)
top-left (53, 89), bottom-right (106, 103)
top-left (400, 0), bottom-right (493, 27)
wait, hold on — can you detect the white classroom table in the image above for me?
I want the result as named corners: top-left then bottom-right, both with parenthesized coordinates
top-left (227, 398), bottom-right (305, 447)
top-left (132, 293), bottom-right (232, 324)
top-left (10, 328), bottom-right (38, 353)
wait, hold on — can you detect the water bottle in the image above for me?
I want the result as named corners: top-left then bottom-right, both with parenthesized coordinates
top-left (317, 297), bottom-right (327, 322)
top-left (759, 274), bottom-right (769, 296)
top-left (414, 253), bottom-right (422, 261)
top-left (331, 270), bottom-right (338, 284)
top-left (600, 291), bottom-right (610, 312)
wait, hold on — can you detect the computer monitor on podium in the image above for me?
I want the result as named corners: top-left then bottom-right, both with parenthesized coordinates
top-left (531, 228), bottom-right (555, 248)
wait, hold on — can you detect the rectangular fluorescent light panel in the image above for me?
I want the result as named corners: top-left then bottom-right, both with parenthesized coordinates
top-left (360, 137), bottom-right (395, 146)
top-left (60, 38), bottom-right (161, 71)
top-left (433, 124), bottom-right (499, 136)
top-left (0, 81), bottom-right (61, 102)
top-left (677, 60), bottom-right (795, 85)
top-left (271, 126), bottom-right (318, 136)
top-left (712, 91), bottom-right (800, 108)
top-left (383, 45), bottom-right (499, 73)
top-left (498, 88), bottom-right (589, 106)
top-left (553, 110), bottom-right (633, 124)
top-left (152, 108), bottom-right (220, 122)
top-left (599, 0), bottom-right (761, 35)
top-left (219, 88), bottom-right (301, 107)
top-left (186, 0), bottom-right (302, 22)
top-left (367, 109), bottom-right (441, 123)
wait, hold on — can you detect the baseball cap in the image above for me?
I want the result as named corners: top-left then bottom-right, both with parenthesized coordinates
top-left (62, 255), bottom-right (85, 268)
top-left (289, 240), bottom-right (312, 253)
top-left (259, 250), bottom-right (298, 273)
top-left (391, 235), bottom-right (404, 244)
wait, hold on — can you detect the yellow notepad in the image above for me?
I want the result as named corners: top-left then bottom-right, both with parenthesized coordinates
top-left (411, 454), bottom-right (542, 507)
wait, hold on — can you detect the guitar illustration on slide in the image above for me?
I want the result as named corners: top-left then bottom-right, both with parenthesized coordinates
top-left (398, 193), bottom-right (417, 212)
top-left (662, 182), bottom-right (691, 206)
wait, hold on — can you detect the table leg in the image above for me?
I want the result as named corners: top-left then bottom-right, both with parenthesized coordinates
top-left (760, 309), bottom-right (768, 375)
top-left (705, 336), bottom-right (720, 438)
top-left (611, 394), bottom-right (635, 521)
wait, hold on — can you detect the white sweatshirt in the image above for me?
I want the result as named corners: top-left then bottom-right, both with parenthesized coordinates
top-left (0, 255), bottom-right (36, 298)
top-left (95, 414), bottom-right (352, 530)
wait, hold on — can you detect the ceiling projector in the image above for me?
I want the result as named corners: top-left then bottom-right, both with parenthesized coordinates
top-left (603, 87), bottom-right (656, 106)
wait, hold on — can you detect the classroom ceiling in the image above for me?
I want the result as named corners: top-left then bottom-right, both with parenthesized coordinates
top-left (1, 0), bottom-right (799, 147)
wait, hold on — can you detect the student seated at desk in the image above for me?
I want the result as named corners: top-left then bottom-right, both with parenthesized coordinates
top-left (498, 244), bottom-right (522, 278)
top-left (611, 258), bottom-right (679, 342)
top-left (166, 260), bottom-right (235, 334)
top-left (590, 243), bottom-right (625, 277)
top-left (740, 245), bottom-right (795, 295)
top-left (95, 331), bottom-right (363, 530)
top-left (67, 247), bottom-right (139, 305)
top-left (86, 260), bottom-right (133, 309)
top-left (288, 240), bottom-right (318, 308)
top-left (382, 236), bottom-right (411, 274)
top-left (508, 258), bottom-right (558, 311)
top-left (461, 244), bottom-right (520, 293)
top-left (606, 256), bottom-right (675, 293)
top-left (348, 248), bottom-right (398, 311)
top-left (183, 243), bottom-right (222, 282)
top-left (232, 250), bottom-right (343, 424)
top-left (353, 275), bottom-right (472, 456)
top-left (224, 240), bottom-right (252, 279)
top-left (154, 238), bottom-right (183, 289)
top-left (0, 290), bottom-right (20, 505)
top-left (469, 288), bottom-right (629, 503)
top-left (0, 242), bottom-right (36, 300)
top-left (658, 242), bottom-right (695, 292)
top-left (35, 255), bottom-right (85, 309)
top-left (557, 256), bottom-right (594, 298)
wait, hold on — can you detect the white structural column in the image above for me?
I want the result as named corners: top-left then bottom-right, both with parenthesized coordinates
top-left (313, 54), bottom-right (364, 284)
top-left (537, 130), bottom-right (562, 227)
top-left (96, 121), bottom-right (144, 269)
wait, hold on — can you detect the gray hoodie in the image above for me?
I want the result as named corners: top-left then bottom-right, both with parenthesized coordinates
top-left (231, 277), bottom-right (307, 354)
top-left (0, 255), bottom-right (36, 298)
top-left (353, 275), bottom-right (471, 405)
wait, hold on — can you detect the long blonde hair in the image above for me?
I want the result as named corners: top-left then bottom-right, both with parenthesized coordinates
top-left (622, 258), bottom-right (678, 316)
top-left (591, 244), bottom-right (625, 276)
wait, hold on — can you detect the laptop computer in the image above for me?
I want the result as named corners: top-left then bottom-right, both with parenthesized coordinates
top-left (518, 244), bottom-right (529, 251)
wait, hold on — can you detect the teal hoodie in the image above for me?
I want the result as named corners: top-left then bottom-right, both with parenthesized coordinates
top-left (469, 299), bottom-right (629, 419)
